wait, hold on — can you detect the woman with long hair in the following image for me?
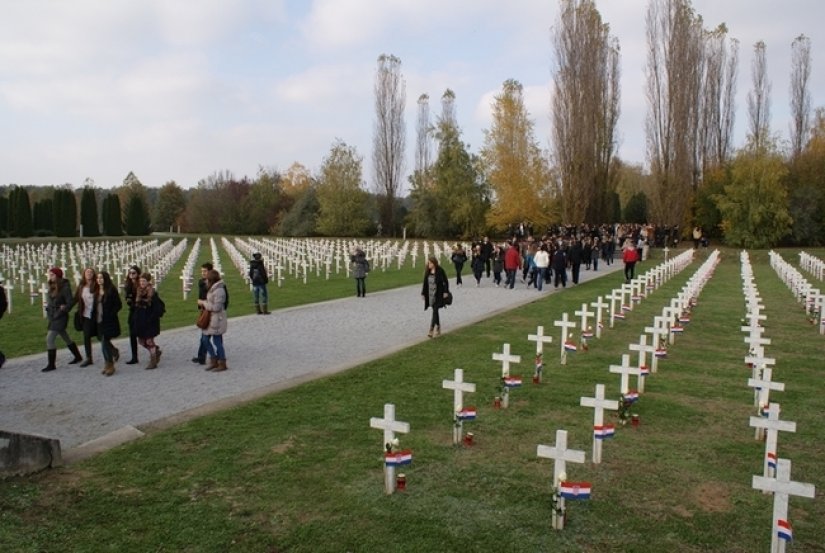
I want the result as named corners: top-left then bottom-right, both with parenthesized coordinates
top-left (421, 256), bottom-right (450, 338)
top-left (133, 272), bottom-right (164, 370)
top-left (74, 267), bottom-right (99, 367)
top-left (95, 271), bottom-right (122, 376)
top-left (198, 269), bottom-right (229, 372)
top-left (123, 265), bottom-right (141, 364)
top-left (42, 267), bottom-right (83, 372)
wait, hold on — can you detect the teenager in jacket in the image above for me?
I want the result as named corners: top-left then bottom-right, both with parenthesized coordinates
top-left (198, 269), bottom-right (229, 372)
top-left (74, 267), bottom-right (98, 367)
top-left (95, 271), bottom-right (122, 376)
top-left (249, 252), bottom-right (270, 315)
top-left (503, 242), bottom-right (521, 289)
top-left (450, 244), bottom-right (467, 286)
top-left (133, 272), bottom-right (164, 370)
top-left (42, 267), bottom-right (83, 372)
top-left (191, 262), bottom-right (213, 365)
top-left (623, 242), bottom-right (639, 283)
top-left (123, 265), bottom-right (141, 365)
top-left (350, 249), bottom-right (370, 297)
top-left (421, 256), bottom-right (450, 338)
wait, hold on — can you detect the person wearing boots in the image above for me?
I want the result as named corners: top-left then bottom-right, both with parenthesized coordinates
top-left (74, 267), bottom-right (99, 367)
top-left (248, 252), bottom-right (270, 314)
top-left (133, 272), bottom-right (164, 370)
top-left (421, 256), bottom-right (450, 338)
top-left (191, 262), bottom-right (212, 364)
top-left (198, 269), bottom-right (229, 372)
top-left (95, 271), bottom-right (122, 376)
top-left (42, 267), bottom-right (83, 372)
top-left (123, 265), bottom-right (141, 365)
top-left (350, 248), bottom-right (370, 297)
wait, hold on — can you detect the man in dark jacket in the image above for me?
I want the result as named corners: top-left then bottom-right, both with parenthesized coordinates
top-left (249, 252), bottom-right (270, 315)
top-left (568, 238), bottom-right (583, 285)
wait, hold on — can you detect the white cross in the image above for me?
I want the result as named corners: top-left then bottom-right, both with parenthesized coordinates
top-left (750, 403), bottom-right (796, 482)
top-left (744, 334), bottom-right (771, 358)
top-left (746, 355), bottom-right (776, 405)
top-left (579, 384), bottom-right (619, 464)
top-left (554, 312), bottom-right (578, 365)
top-left (629, 334), bottom-right (656, 374)
top-left (493, 343), bottom-right (521, 408)
top-left (369, 403), bottom-right (410, 494)
top-left (590, 296), bottom-right (608, 338)
top-left (527, 326), bottom-right (554, 355)
top-left (574, 302), bottom-right (595, 337)
top-left (748, 367), bottom-right (785, 434)
top-left (609, 353), bottom-right (644, 395)
top-left (752, 458), bottom-right (815, 553)
top-left (644, 321), bottom-right (668, 374)
top-left (443, 368), bottom-right (476, 446)
top-left (492, 343), bottom-right (521, 378)
top-left (536, 429), bottom-right (587, 530)
top-left (606, 289), bottom-right (622, 328)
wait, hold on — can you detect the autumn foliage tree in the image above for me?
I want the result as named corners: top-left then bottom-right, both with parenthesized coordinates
top-left (481, 79), bottom-right (555, 233)
top-left (316, 140), bottom-right (372, 237)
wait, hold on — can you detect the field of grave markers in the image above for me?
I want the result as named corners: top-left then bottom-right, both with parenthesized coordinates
top-left (0, 246), bottom-right (823, 552)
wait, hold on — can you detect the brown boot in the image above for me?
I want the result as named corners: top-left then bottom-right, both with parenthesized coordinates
top-left (434, 325), bottom-right (441, 337)
top-left (103, 361), bottom-right (115, 376)
top-left (205, 357), bottom-right (219, 371)
top-left (213, 360), bottom-right (228, 372)
top-left (255, 304), bottom-right (262, 315)
top-left (145, 353), bottom-right (158, 370)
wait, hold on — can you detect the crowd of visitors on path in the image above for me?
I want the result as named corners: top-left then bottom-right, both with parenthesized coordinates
top-left (6, 253), bottom-right (274, 378)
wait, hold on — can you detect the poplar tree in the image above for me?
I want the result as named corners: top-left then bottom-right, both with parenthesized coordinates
top-left (372, 54), bottom-right (406, 236)
top-left (80, 186), bottom-right (100, 237)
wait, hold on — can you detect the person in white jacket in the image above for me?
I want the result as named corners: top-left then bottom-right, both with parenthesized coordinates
top-left (533, 244), bottom-right (550, 292)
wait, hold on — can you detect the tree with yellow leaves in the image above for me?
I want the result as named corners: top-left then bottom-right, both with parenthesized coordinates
top-left (480, 79), bottom-right (556, 234)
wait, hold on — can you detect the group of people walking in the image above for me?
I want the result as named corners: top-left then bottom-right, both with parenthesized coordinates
top-left (39, 256), bottom-right (245, 376)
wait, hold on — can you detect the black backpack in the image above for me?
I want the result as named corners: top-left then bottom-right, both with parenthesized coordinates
top-left (224, 286), bottom-right (230, 310)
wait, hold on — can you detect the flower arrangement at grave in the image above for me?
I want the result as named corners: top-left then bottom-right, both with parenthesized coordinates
top-left (580, 327), bottom-right (593, 351)
top-left (655, 337), bottom-right (668, 359)
top-left (551, 472), bottom-right (567, 519)
top-left (617, 393), bottom-right (638, 425)
top-left (534, 353), bottom-right (543, 380)
top-left (384, 438), bottom-right (413, 466)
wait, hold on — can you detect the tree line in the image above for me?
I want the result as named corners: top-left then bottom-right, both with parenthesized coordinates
top-left (2, 0), bottom-right (824, 247)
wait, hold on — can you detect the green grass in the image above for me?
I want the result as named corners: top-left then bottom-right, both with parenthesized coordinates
top-left (0, 246), bottom-right (823, 552)
top-left (0, 235), bottom-right (426, 358)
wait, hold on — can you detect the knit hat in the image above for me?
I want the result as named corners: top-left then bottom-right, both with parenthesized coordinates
top-left (49, 267), bottom-right (63, 279)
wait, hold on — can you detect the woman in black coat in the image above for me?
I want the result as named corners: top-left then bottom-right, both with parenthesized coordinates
top-left (133, 272), bottom-right (164, 370)
top-left (42, 267), bottom-right (83, 372)
top-left (95, 271), bottom-right (122, 376)
top-left (421, 256), bottom-right (450, 338)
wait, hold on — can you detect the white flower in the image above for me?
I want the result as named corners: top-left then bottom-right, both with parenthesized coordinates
top-left (558, 472), bottom-right (567, 483)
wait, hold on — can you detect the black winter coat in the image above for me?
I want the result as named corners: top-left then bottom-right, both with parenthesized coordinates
top-left (46, 279), bottom-right (74, 332)
top-left (421, 266), bottom-right (450, 310)
top-left (96, 288), bottom-right (122, 339)
top-left (133, 289), bottom-right (163, 338)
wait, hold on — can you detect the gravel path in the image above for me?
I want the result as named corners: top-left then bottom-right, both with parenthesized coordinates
top-left (0, 263), bottom-right (622, 461)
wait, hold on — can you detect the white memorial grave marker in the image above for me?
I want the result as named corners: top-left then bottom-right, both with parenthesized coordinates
top-left (369, 403), bottom-right (411, 495)
top-left (492, 343), bottom-right (521, 408)
top-left (752, 458), bottom-right (815, 553)
top-left (579, 384), bottom-right (619, 464)
top-left (609, 353), bottom-right (645, 395)
top-left (749, 403), bottom-right (796, 482)
top-left (536, 429), bottom-right (587, 530)
top-left (527, 326), bottom-right (553, 384)
top-left (554, 312), bottom-right (578, 365)
top-left (442, 368), bottom-right (477, 446)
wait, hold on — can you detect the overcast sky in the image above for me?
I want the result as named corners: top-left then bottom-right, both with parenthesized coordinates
top-left (1, 0), bottom-right (822, 192)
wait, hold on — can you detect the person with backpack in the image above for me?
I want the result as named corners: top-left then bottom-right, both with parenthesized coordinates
top-left (133, 272), bottom-right (164, 370)
top-left (350, 248), bottom-right (370, 298)
top-left (0, 279), bottom-right (7, 368)
top-left (248, 252), bottom-right (270, 315)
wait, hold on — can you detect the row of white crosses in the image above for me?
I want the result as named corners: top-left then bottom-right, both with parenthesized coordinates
top-left (179, 238), bottom-right (202, 300)
top-left (797, 250), bottom-right (825, 280)
top-left (769, 250), bottom-right (824, 336)
top-left (0, 239), bottom-right (186, 319)
top-left (742, 252), bottom-right (816, 553)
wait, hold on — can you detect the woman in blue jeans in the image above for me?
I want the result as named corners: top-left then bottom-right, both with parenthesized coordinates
top-left (198, 269), bottom-right (229, 372)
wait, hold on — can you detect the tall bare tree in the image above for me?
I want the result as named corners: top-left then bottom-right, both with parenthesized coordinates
top-left (645, 0), bottom-right (705, 226)
top-left (700, 24), bottom-right (738, 170)
top-left (747, 40), bottom-right (771, 152)
top-left (415, 93), bottom-right (433, 176)
top-left (789, 34), bottom-right (812, 158)
top-left (552, 0), bottom-right (620, 223)
top-left (372, 54), bottom-right (406, 236)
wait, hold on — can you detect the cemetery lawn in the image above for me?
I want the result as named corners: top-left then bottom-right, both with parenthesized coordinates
top-left (1, 247), bottom-right (823, 552)
top-left (0, 235), bottom-right (425, 359)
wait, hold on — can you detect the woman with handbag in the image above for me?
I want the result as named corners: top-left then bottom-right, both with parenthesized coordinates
top-left (73, 267), bottom-right (99, 367)
top-left (421, 256), bottom-right (450, 338)
top-left (95, 271), bottom-right (122, 376)
top-left (197, 269), bottom-right (228, 372)
top-left (123, 265), bottom-right (141, 365)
